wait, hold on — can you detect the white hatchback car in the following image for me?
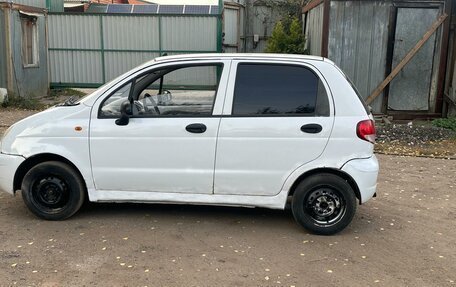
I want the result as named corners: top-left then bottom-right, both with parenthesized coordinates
top-left (0, 54), bottom-right (378, 235)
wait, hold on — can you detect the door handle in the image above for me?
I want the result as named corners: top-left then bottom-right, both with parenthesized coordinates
top-left (186, 123), bottom-right (207, 134)
top-left (301, 124), bottom-right (322, 134)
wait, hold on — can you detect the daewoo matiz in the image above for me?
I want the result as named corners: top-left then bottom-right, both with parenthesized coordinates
top-left (0, 54), bottom-right (378, 235)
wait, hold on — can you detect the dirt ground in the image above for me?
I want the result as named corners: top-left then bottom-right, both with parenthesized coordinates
top-left (0, 154), bottom-right (455, 286)
top-left (0, 109), bottom-right (37, 135)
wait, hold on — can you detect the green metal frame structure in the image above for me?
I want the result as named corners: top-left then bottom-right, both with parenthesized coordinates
top-left (49, 2), bottom-right (224, 88)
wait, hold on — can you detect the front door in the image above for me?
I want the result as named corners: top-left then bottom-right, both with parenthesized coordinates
top-left (214, 61), bottom-right (334, 196)
top-left (89, 61), bottom-right (229, 194)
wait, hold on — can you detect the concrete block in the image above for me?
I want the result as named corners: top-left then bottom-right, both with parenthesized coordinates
top-left (0, 88), bottom-right (7, 104)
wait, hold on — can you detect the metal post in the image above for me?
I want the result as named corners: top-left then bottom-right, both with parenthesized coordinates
top-left (217, 0), bottom-right (223, 53)
top-left (45, 11), bottom-right (50, 95)
top-left (99, 15), bottom-right (106, 83)
top-left (158, 15), bottom-right (162, 56)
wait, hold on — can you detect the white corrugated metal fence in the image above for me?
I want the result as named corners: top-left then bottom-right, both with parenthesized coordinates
top-left (48, 13), bottom-right (221, 87)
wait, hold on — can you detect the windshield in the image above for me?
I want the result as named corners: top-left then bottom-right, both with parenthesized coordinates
top-left (75, 77), bottom-right (119, 106)
top-left (76, 59), bottom-right (157, 106)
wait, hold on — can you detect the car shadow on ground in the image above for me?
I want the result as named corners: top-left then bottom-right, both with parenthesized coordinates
top-left (80, 201), bottom-right (293, 222)
top-left (4, 193), bottom-right (368, 235)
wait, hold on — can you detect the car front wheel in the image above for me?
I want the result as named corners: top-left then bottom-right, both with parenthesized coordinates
top-left (292, 173), bottom-right (357, 235)
top-left (21, 161), bottom-right (85, 220)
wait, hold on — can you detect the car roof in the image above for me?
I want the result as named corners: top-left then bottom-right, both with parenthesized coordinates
top-left (128, 53), bottom-right (330, 75)
top-left (152, 53), bottom-right (325, 64)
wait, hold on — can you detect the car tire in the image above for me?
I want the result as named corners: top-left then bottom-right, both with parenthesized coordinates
top-left (21, 161), bottom-right (86, 220)
top-left (291, 173), bottom-right (357, 235)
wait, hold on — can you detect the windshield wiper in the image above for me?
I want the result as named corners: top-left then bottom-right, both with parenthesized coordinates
top-left (57, 96), bottom-right (80, 107)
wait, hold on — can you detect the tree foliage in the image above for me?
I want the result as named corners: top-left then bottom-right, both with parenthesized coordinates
top-left (259, 0), bottom-right (303, 19)
top-left (265, 16), bottom-right (307, 54)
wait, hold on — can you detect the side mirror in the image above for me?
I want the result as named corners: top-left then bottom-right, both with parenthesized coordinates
top-left (115, 101), bottom-right (131, 126)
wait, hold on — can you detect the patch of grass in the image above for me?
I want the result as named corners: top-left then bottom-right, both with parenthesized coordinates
top-left (432, 117), bottom-right (456, 131)
top-left (1, 95), bottom-right (45, 110)
top-left (49, 88), bottom-right (86, 99)
top-left (1, 89), bottom-right (87, 111)
top-left (411, 120), bottom-right (434, 128)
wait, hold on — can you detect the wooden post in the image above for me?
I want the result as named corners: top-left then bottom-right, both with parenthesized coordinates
top-left (320, 0), bottom-right (330, 58)
top-left (4, 5), bottom-right (14, 93)
top-left (366, 13), bottom-right (448, 105)
top-left (435, 0), bottom-right (452, 114)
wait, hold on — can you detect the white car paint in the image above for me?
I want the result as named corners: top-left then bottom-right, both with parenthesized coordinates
top-left (0, 53), bottom-right (378, 211)
top-left (214, 60), bottom-right (335, 196)
top-left (89, 60), bottom-right (231, 194)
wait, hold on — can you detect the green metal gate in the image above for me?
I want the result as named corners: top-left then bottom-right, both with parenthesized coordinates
top-left (48, 6), bottom-right (223, 88)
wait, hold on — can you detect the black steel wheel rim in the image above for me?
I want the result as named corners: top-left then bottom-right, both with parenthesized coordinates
top-left (305, 187), bottom-right (346, 226)
top-left (31, 176), bottom-right (70, 212)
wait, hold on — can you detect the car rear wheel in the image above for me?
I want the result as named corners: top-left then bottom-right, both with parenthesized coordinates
top-left (21, 161), bottom-right (85, 220)
top-left (292, 173), bottom-right (357, 235)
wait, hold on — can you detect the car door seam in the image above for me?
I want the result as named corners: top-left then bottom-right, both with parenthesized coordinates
top-left (212, 60), bottom-right (232, 194)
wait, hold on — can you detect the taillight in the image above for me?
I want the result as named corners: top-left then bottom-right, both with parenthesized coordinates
top-left (357, 120), bottom-right (376, 143)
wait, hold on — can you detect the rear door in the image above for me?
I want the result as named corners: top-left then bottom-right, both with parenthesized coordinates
top-left (214, 60), bottom-right (334, 196)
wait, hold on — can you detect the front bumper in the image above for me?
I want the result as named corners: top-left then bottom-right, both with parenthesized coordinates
top-left (341, 155), bottom-right (379, 204)
top-left (0, 152), bottom-right (25, 195)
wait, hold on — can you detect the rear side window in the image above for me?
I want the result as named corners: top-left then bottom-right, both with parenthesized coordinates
top-left (232, 63), bottom-right (329, 116)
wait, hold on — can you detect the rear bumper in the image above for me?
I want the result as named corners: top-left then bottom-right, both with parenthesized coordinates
top-left (341, 155), bottom-right (379, 204)
top-left (0, 153), bottom-right (25, 195)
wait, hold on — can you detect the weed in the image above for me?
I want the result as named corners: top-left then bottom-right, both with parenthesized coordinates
top-left (1, 95), bottom-right (45, 110)
top-left (49, 88), bottom-right (86, 99)
top-left (432, 118), bottom-right (456, 131)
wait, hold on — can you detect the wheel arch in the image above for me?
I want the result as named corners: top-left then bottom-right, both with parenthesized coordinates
top-left (287, 168), bottom-right (362, 204)
top-left (13, 153), bottom-right (87, 193)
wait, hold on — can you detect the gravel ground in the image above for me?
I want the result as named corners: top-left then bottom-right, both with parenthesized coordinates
top-left (376, 122), bottom-right (456, 158)
top-left (377, 122), bottom-right (456, 143)
top-left (0, 154), bottom-right (455, 286)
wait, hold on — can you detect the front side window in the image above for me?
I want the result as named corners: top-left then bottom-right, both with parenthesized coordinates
top-left (21, 16), bottom-right (39, 67)
top-left (232, 63), bottom-right (329, 116)
top-left (100, 83), bottom-right (132, 117)
top-left (99, 64), bottom-right (222, 118)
